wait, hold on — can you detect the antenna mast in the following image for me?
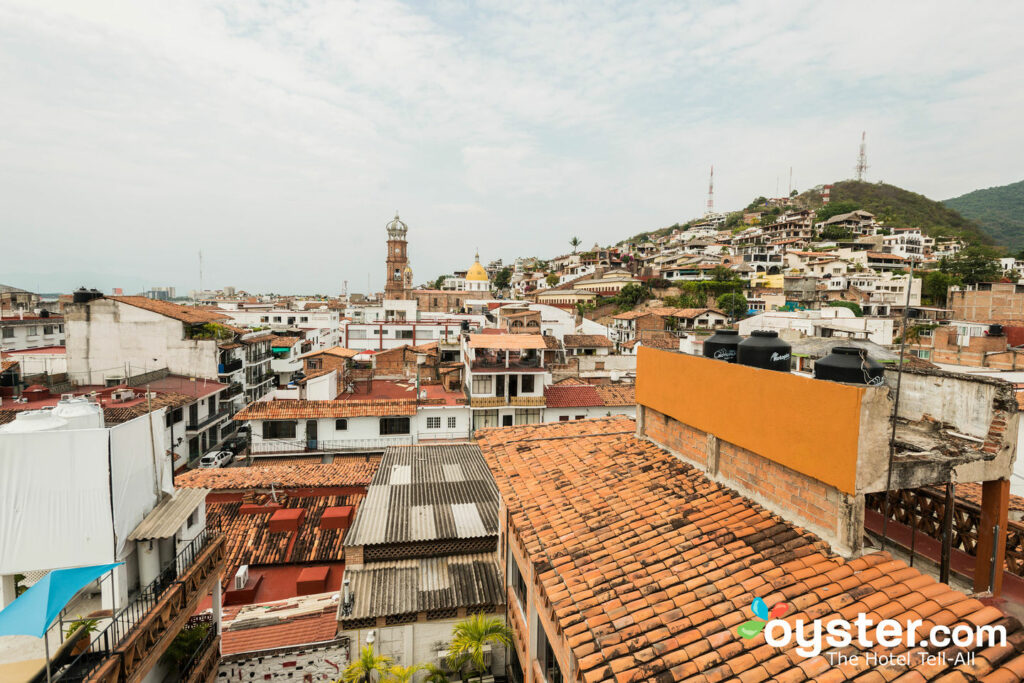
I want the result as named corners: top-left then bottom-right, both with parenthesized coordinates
top-left (198, 250), bottom-right (204, 295)
top-left (855, 131), bottom-right (868, 181)
top-left (706, 165), bottom-right (714, 215)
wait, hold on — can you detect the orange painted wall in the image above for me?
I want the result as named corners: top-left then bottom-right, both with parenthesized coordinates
top-left (636, 348), bottom-right (865, 494)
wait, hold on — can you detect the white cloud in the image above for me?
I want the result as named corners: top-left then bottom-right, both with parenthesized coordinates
top-left (0, 0), bottom-right (1022, 293)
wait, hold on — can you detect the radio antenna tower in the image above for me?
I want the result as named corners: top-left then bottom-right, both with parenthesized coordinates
top-left (855, 131), bottom-right (868, 181)
top-left (705, 165), bottom-right (714, 215)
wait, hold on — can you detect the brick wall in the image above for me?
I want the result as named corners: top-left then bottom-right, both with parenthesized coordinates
top-left (912, 327), bottom-right (1024, 370)
top-left (949, 283), bottom-right (1024, 322)
top-left (640, 405), bottom-right (858, 553)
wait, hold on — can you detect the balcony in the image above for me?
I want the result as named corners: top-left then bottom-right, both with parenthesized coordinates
top-left (218, 358), bottom-right (243, 374)
top-left (248, 436), bottom-right (414, 454)
top-left (510, 395), bottom-right (545, 407)
top-left (470, 396), bottom-right (507, 408)
top-left (52, 531), bottom-right (225, 683)
top-left (223, 382), bottom-right (243, 399)
top-left (186, 407), bottom-right (231, 432)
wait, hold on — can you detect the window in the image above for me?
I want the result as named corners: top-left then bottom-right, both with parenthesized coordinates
top-left (575, 415), bottom-right (585, 420)
top-left (1, 328), bottom-right (13, 338)
top-left (307, 358), bottom-right (322, 370)
top-left (447, 416), bottom-right (456, 429)
top-left (427, 416), bottom-right (441, 429)
top-left (558, 416), bottom-right (569, 422)
top-left (58, 325), bottom-right (64, 333)
top-left (25, 326), bottom-right (37, 336)
top-left (379, 417), bottom-right (411, 435)
top-left (336, 419), bottom-right (348, 431)
top-left (348, 329), bottom-right (367, 339)
top-left (273, 316), bottom-right (282, 323)
top-left (472, 410), bottom-right (498, 430)
top-left (264, 420), bottom-right (297, 439)
top-left (472, 375), bottom-right (492, 395)
top-left (186, 507), bottom-right (199, 529)
top-left (916, 350), bottom-right (932, 360)
top-left (260, 316), bottom-right (269, 323)
top-left (396, 330), bottom-right (414, 339)
top-left (300, 316), bottom-right (309, 322)
top-left (509, 548), bottom-right (527, 611)
top-left (520, 375), bottom-right (535, 393)
top-left (43, 325), bottom-right (54, 335)
top-left (514, 409), bottom-right (541, 425)
top-left (537, 626), bottom-right (563, 683)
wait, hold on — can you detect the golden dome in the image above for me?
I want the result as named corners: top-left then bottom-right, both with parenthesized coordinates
top-left (466, 250), bottom-right (488, 282)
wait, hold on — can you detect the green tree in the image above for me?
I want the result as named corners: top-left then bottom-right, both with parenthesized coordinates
top-left (819, 226), bottom-right (853, 241)
top-left (341, 645), bottom-right (392, 683)
top-left (545, 273), bottom-right (560, 287)
top-left (421, 664), bottom-right (449, 683)
top-left (789, 189), bottom-right (798, 197)
top-left (614, 283), bottom-right (651, 309)
top-left (446, 614), bottom-right (512, 683)
top-left (826, 300), bottom-right (863, 317)
top-left (939, 246), bottom-right (1002, 285)
top-left (709, 265), bottom-right (734, 282)
top-left (570, 236), bottom-right (582, 253)
top-left (493, 267), bottom-right (512, 290)
top-left (716, 292), bottom-right (748, 319)
top-left (815, 200), bottom-right (860, 222)
top-left (921, 270), bottom-right (960, 307)
top-left (432, 275), bottom-right (449, 290)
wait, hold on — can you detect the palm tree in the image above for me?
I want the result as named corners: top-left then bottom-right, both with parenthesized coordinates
top-left (341, 645), bottom-right (392, 683)
top-left (570, 236), bottom-right (581, 253)
top-left (446, 614), bottom-right (512, 683)
top-left (385, 664), bottom-right (423, 683)
top-left (421, 664), bottom-right (449, 683)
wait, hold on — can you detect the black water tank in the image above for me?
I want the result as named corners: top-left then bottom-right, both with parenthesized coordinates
top-left (72, 287), bottom-right (92, 303)
top-left (39, 309), bottom-right (50, 318)
top-left (703, 330), bottom-right (740, 363)
top-left (989, 324), bottom-right (1004, 337)
top-left (814, 346), bottom-right (885, 385)
top-left (737, 330), bottom-right (791, 372)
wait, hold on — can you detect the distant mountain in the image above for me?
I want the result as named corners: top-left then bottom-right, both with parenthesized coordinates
top-left (798, 180), bottom-right (990, 244)
top-left (943, 180), bottom-right (1024, 251)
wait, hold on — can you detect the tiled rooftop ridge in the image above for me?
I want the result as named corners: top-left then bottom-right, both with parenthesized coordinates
top-left (476, 417), bottom-right (1024, 683)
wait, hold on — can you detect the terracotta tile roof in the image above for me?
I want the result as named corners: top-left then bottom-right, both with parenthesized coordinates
top-left (543, 335), bottom-right (561, 350)
top-left (593, 384), bottom-right (635, 406)
top-left (240, 333), bottom-right (274, 345)
top-left (295, 368), bottom-right (333, 385)
top-left (221, 606), bottom-right (338, 654)
top-left (553, 377), bottom-right (588, 386)
top-left (269, 335), bottom-right (302, 347)
top-left (638, 336), bottom-right (681, 351)
top-left (476, 417), bottom-right (1024, 683)
top-left (233, 399), bottom-right (416, 421)
top-left (176, 461), bottom-right (378, 490)
top-left (107, 296), bottom-right (230, 325)
top-left (611, 310), bottom-right (657, 320)
top-left (931, 482), bottom-right (1024, 514)
top-left (544, 384), bottom-right (603, 408)
top-left (103, 392), bottom-right (197, 424)
top-left (868, 251), bottom-right (907, 260)
top-left (300, 346), bottom-right (359, 359)
top-left (207, 492), bottom-right (364, 590)
top-left (563, 334), bottom-right (614, 349)
top-left (468, 333), bottom-right (547, 350)
top-left (0, 359), bottom-right (18, 372)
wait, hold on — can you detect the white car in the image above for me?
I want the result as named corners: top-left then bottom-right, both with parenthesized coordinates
top-left (198, 450), bottom-right (233, 468)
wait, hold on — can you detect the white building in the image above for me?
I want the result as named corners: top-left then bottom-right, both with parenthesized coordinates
top-left (463, 334), bottom-right (548, 430)
top-left (739, 308), bottom-right (894, 346)
top-left (0, 314), bottom-right (65, 352)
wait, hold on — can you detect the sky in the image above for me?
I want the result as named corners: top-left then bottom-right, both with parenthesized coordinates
top-left (2, 0), bottom-right (1023, 295)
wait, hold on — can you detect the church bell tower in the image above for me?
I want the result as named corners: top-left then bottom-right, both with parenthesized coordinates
top-left (384, 212), bottom-right (409, 299)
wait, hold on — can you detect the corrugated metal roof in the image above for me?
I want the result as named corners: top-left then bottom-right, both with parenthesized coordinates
top-left (127, 488), bottom-right (209, 541)
top-left (343, 444), bottom-right (499, 547)
top-left (343, 552), bottom-right (503, 621)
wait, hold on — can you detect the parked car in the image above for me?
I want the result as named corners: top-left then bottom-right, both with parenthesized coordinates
top-left (222, 436), bottom-right (248, 454)
top-left (197, 450), bottom-right (233, 468)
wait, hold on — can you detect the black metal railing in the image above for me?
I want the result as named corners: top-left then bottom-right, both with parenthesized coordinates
top-left (218, 358), bottom-right (243, 374)
top-left (187, 407), bottom-right (230, 431)
top-left (223, 382), bottom-right (243, 399)
top-left (178, 623), bottom-right (217, 681)
top-left (53, 529), bottom-right (213, 682)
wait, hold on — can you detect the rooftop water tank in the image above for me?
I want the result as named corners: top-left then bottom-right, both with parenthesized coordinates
top-left (72, 287), bottom-right (103, 304)
top-left (52, 397), bottom-right (105, 429)
top-left (0, 409), bottom-right (69, 433)
top-left (814, 347), bottom-right (885, 386)
top-left (703, 330), bottom-right (740, 363)
top-left (737, 330), bottom-right (791, 372)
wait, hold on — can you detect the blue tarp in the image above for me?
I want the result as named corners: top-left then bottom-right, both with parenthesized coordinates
top-left (0, 563), bottom-right (122, 638)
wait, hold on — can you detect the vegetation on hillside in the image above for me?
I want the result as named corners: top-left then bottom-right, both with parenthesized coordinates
top-left (944, 179), bottom-right (1024, 250)
top-left (799, 180), bottom-right (991, 244)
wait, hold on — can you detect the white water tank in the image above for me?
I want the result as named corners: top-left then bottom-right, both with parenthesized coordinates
top-left (0, 409), bottom-right (69, 433)
top-left (52, 397), bottom-right (105, 429)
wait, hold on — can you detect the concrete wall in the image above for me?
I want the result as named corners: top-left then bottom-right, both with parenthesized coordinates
top-left (543, 406), bottom-right (636, 422)
top-left (66, 300), bottom-right (219, 385)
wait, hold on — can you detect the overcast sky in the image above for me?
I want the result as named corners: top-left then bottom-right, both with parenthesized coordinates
top-left (2, 0), bottom-right (1022, 295)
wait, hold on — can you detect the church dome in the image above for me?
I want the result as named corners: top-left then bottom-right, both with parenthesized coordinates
top-left (386, 212), bottom-right (408, 239)
top-left (466, 252), bottom-right (488, 282)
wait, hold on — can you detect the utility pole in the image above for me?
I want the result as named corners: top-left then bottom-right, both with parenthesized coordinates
top-left (705, 165), bottom-right (714, 215)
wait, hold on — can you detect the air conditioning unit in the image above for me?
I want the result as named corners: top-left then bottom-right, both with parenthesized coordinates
top-left (61, 393), bottom-right (75, 400)
top-left (234, 565), bottom-right (249, 590)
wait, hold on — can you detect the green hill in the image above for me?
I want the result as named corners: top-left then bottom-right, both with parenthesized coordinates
top-left (798, 180), bottom-right (990, 245)
top-left (943, 180), bottom-right (1024, 251)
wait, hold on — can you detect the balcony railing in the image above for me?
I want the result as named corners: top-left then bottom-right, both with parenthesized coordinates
top-left (470, 396), bottom-right (507, 408)
top-left (186, 407), bottom-right (231, 432)
top-left (249, 436), bottom-right (414, 454)
top-left (218, 358), bottom-right (243, 374)
top-left (179, 625), bottom-right (220, 683)
top-left (54, 530), bottom-right (223, 683)
top-left (510, 396), bottom-right (545, 407)
top-left (223, 382), bottom-right (243, 399)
